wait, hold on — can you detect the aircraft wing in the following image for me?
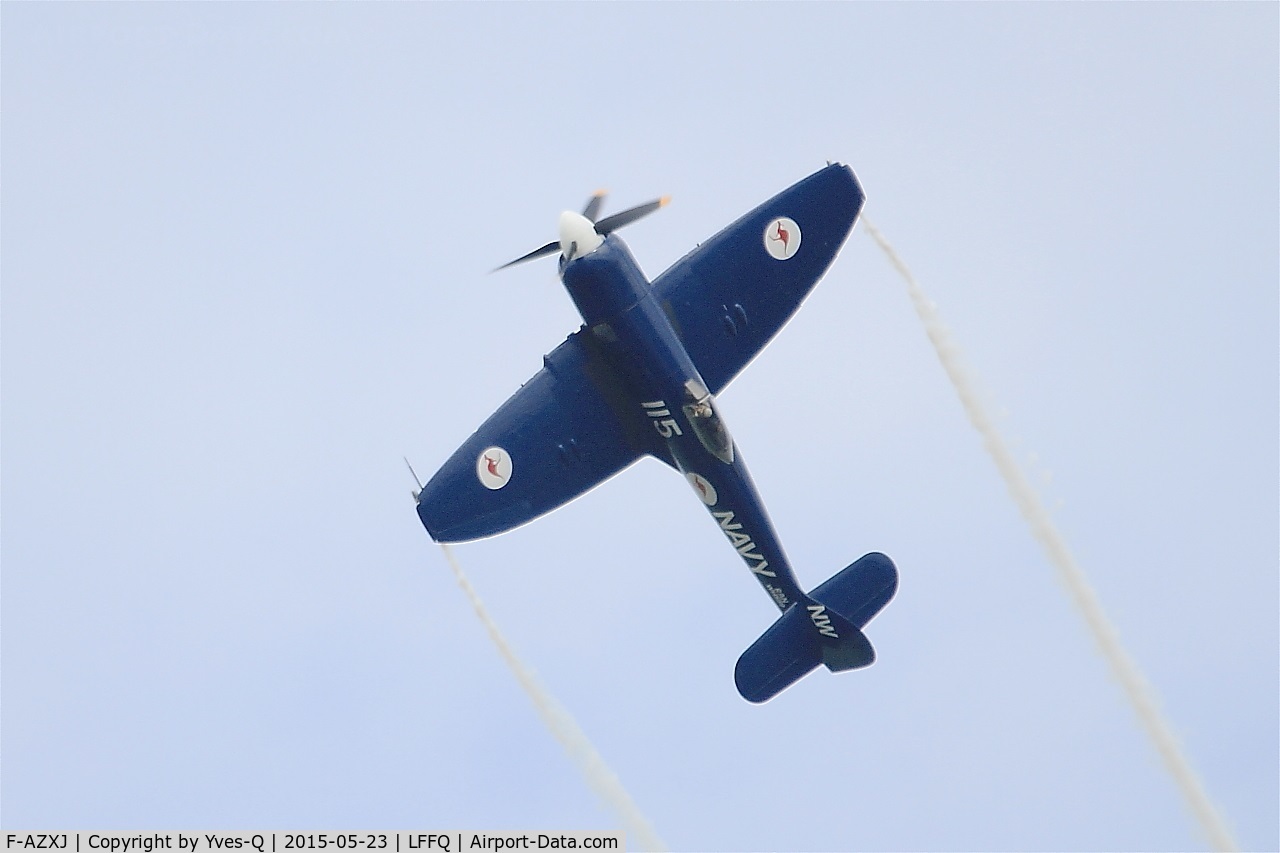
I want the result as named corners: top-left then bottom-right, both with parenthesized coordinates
top-left (416, 330), bottom-right (653, 543)
top-left (651, 163), bottom-right (865, 395)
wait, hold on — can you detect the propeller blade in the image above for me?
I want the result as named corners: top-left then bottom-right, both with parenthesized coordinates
top-left (594, 196), bottom-right (670, 235)
top-left (493, 240), bottom-right (560, 272)
top-left (494, 191), bottom-right (668, 272)
top-left (581, 190), bottom-right (607, 223)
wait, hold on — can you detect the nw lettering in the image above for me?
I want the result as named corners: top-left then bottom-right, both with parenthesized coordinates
top-left (807, 604), bottom-right (840, 638)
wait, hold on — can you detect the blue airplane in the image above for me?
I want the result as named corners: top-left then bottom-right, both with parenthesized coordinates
top-left (416, 163), bottom-right (898, 702)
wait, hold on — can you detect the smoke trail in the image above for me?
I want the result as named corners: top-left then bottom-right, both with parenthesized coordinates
top-left (861, 218), bottom-right (1237, 852)
top-left (439, 544), bottom-right (668, 852)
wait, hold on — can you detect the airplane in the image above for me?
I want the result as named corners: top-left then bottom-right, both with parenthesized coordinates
top-left (415, 163), bottom-right (898, 703)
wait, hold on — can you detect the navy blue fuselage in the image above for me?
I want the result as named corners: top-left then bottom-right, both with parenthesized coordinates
top-left (561, 236), bottom-right (805, 613)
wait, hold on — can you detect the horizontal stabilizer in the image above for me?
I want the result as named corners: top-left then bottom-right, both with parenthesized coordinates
top-left (811, 551), bottom-right (899, 630)
top-left (734, 602), bottom-right (824, 703)
top-left (734, 552), bottom-right (898, 703)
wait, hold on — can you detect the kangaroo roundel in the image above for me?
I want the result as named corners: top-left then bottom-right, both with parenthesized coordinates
top-left (763, 216), bottom-right (801, 260)
top-left (687, 472), bottom-right (719, 506)
top-left (476, 446), bottom-right (513, 490)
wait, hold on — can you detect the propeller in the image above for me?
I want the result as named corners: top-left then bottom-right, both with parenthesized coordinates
top-left (581, 189), bottom-right (607, 223)
top-left (495, 191), bottom-right (670, 271)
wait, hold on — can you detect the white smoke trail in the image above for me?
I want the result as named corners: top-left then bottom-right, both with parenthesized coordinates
top-left (439, 544), bottom-right (668, 852)
top-left (861, 218), bottom-right (1237, 852)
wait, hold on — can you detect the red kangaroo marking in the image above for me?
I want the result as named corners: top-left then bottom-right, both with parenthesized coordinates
top-left (484, 454), bottom-right (502, 477)
top-left (695, 478), bottom-right (708, 497)
top-left (772, 221), bottom-right (790, 251)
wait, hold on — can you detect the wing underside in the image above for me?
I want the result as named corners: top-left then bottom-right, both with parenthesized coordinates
top-left (652, 163), bottom-right (865, 395)
top-left (417, 331), bottom-right (652, 542)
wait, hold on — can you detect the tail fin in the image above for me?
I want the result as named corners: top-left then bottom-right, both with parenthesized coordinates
top-left (734, 552), bottom-right (898, 703)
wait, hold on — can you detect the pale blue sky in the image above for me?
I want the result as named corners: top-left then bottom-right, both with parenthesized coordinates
top-left (3, 4), bottom-right (1276, 851)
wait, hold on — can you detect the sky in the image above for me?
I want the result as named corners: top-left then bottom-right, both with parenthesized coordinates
top-left (3, 4), bottom-right (1277, 851)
